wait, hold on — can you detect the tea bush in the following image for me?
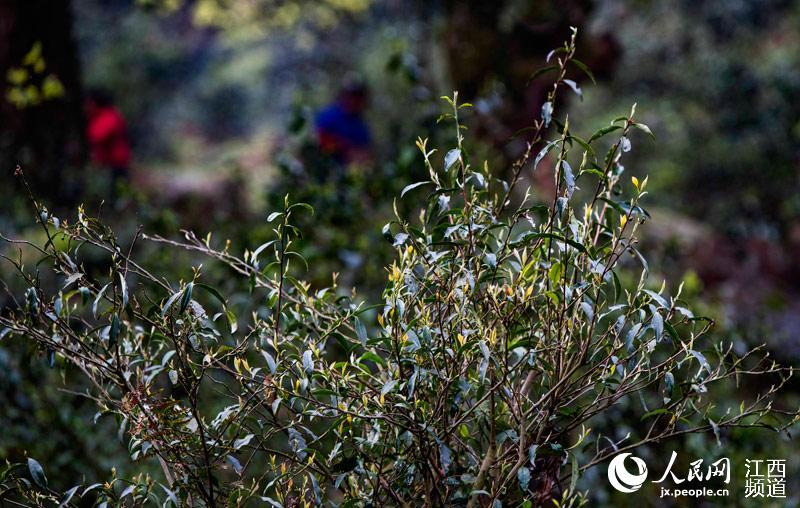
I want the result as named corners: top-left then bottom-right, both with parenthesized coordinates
top-left (1, 31), bottom-right (797, 507)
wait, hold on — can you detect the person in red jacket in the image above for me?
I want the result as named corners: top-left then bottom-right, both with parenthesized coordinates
top-left (84, 88), bottom-right (131, 189)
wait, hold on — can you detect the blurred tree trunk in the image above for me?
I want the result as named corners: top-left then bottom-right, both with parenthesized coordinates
top-left (0, 0), bottom-right (85, 206)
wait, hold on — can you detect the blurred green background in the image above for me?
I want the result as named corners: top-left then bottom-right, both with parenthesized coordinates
top-left (2, 0), bottom-right (800, 505)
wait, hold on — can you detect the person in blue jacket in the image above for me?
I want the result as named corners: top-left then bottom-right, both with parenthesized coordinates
top-left (315, 81), bottom-right (372, 165)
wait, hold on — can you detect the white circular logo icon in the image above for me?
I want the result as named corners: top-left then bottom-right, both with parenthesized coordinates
top-left (607, 453), bottom-right (648, 493)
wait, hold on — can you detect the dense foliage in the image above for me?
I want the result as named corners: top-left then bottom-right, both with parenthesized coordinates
top-left (1, 33), bottom-right (797, 507)
top-left (584, 0), bottom-right (800, 236)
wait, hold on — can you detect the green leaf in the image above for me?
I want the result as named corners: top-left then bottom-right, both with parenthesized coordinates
top-left (664, 321), bottom-right (679, 342)
top-left (195, 283), bottom-right (227, 308)
top-left (62, 272), bottom-right (83, 289)
top-left (302, 350), bottom-right (314, 375)
top-left (226, 455), bottom-right (243, 475)
top-left (358, 351), bottom-right (386, 368)
top-left (179, 282), bottom-right (194, 314)
top-left (382, 223), bottom-right (394, 242)
top-left (541, 102), bottom-right (553, 127)
top-left (571, 58), bottom-right (596, 84)
top-left (568, 134), bottom-right (595, 157)
top-left (260, 497), bottom-right (284, 508)
top-left (569, 452), bottom-right (579, 493)
top-left (93, 283), bottom-right (109, 318)
top-left (688, 350), bottom-right (712, 375)
top-left (59, 485), bottom-right (80, 507)
top-left (643, 289), bottom-right (669, 309)
top-left (664, 371), bottom-right (675, 399)
top-left (28, 457), bottom-right (47, 488)
top-left (225, 308), bottom-right (238, 334)
top-left (444, 149), bottom-right (461, 171)
top-left (526, 64), bottom-right (558, 85)
top-left (161, 290), bottom-right (183, 317)
top-left (562, 160), bottom-right (575, 197)
top-left (288, 202), bottom-right (314, 214)
top-left (630, 246), bottom-right (649, 274)
top-left (381, 379), bottom-right (398, 396)
top-left (510, 231), bottom-right (588, 255)
top-left (563, 79), bottom-right (582, 99)
top-left (534, 140), bottom-right (558, 170)
top-left (309, 473), bottom-right (322, 506)
top-left (589, 124), bottom-right (622, 143)
top-left (234, 434), bottom-right (254, 450)
top-left (633, 122), bottom-right (655, 139)
top-left (118, 272), bottom-right (128, 311)
top-left (641, 408), bottom-right (670, 421)
top-left (109, 314), bottom-right (120, 348)
top-left (120, 484), bottom-right (136, 499)
top-left (517, 467), bottom-right (531, 491)
top-left (528, 444), bottom-right (538, 465)
top-left (354, 317), bottom-right (368, 346)
top-left (401, 181), bottom-right (432, 198)
top-left (79, 286), bottom-right (90, 305)
top-left (709, 418), bottom-right (721, 446)
top-left (162, 485), bottom-right (180, 506)
top-left (262, 350), bottom-right (277, 374)
top-left (651, 311), bottom-right (664, 341)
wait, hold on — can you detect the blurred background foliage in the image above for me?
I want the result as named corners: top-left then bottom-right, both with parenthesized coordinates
top-left (2, 0), bottom-right (800, 504)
